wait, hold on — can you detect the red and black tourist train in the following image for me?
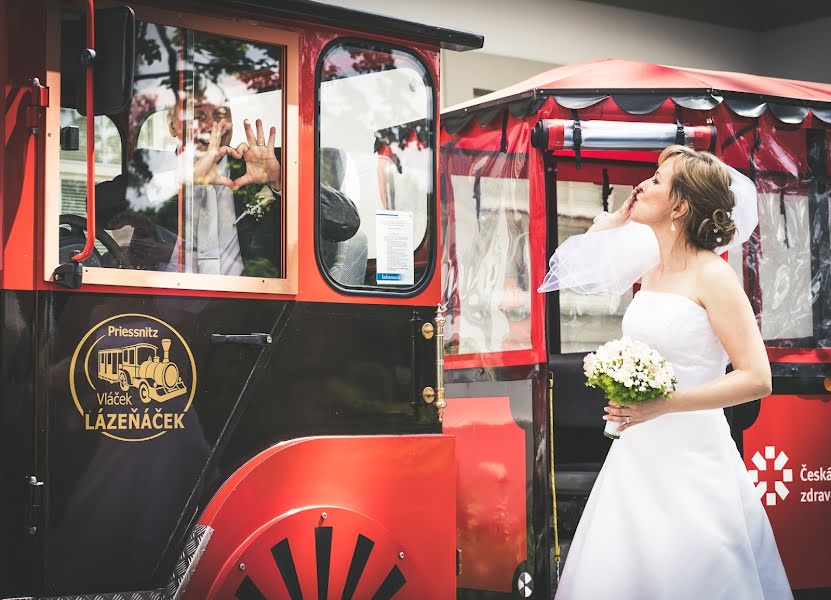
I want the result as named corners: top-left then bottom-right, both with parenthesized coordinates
top-left (0, 0), bottom-right (829, 598)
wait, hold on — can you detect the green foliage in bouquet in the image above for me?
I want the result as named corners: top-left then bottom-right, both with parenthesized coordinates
top-left (586, 372), bottom-right (667, 406)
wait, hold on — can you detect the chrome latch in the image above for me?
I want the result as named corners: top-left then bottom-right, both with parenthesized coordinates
top-left (25, 476), bottom-right (45, 535)
top-left (434, 304), bottom-right (447, 422)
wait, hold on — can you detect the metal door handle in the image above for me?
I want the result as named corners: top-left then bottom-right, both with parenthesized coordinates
top-left (211, 333), bottom-right (272, 346)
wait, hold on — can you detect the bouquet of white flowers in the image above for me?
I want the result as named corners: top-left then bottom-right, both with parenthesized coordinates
top-left (583, 336), bottom-right (677, 439)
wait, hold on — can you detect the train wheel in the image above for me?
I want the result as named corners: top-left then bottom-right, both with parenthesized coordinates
top-left (209, 506), bottom-right (422, 599)
top-left (139, 381), bottom-right (151, 403)
top-left (184, 436), bottom-right (456, 599)
top-left (118, 371), bottom-right (129, 392)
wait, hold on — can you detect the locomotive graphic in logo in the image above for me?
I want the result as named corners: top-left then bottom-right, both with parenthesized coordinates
top-left (96, 339), bottom-right (187, 403)
top-left (70, 314), bottom-right (196, 442)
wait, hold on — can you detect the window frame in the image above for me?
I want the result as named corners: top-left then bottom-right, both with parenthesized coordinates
top-left (44, 5), bottom-right (299, 294)
top-left (313, 37), bottom-right (437, 297)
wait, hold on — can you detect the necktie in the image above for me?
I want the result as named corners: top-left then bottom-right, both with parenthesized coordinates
top-left (192, 159), bottom-right (243, 275)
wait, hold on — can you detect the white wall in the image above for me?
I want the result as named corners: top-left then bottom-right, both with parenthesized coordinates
top-left (759, 17), bottom-right (831, 84)
top-left (325, 0), bottom-right (760, 72)
top-left (324, 0), bottom-right (830, 93)
top-left (441, 51), bottom-right (559, 107)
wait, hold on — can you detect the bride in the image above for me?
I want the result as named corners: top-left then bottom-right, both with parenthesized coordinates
top-left (542, 145), bottom-right (793, 599)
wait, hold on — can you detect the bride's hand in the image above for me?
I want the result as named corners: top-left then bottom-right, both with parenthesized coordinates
top-left (603, 396), bottom-right (669, 432)
top-left (589, 187), bottom-right (638, 232)
top-left (608, 188), bottom-right (638, 227)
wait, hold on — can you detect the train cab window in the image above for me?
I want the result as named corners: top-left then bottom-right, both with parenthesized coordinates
top-left (316, 41), bottom-right (435, 291)
top-left (53, 12), bottom-right (297, 293)
top-left (557, 180), bottom-right (635, 353)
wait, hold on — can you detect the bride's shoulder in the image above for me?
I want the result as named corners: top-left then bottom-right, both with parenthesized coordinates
top-left (696, 252), bottom-right (739, 280)
top-left (695, 253), bottom-right (745, 303)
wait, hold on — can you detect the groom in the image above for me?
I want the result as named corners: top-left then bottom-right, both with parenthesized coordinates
top-left (172, 100), bottom-right (280, 276)
top-left (95, 96), bottom-right (359, 276)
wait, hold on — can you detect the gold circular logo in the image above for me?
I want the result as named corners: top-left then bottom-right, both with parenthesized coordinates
top-left (69, 314), bottom-right (197, 442)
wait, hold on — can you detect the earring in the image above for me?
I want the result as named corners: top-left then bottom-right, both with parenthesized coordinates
top-left (671, 219), bottom-right (676, 232)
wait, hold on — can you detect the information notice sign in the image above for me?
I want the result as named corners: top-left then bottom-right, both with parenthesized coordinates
top-left (375, 210), bottom-right (414, 286)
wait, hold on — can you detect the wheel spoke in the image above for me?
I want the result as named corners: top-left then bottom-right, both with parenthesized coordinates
top-left (235, 575), bottom-right (267, 600)
top-left (342, 534), bottom-right (374, 600)
top-left (271, 538), bottom-right (303, 600)
top-left (370, 565), bottom-right (406, 600)
top-left (315, 526), bottom-right (333, 600)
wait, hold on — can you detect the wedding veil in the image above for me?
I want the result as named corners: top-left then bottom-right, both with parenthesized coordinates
top-left (537, 165), bottom-right (758, 295)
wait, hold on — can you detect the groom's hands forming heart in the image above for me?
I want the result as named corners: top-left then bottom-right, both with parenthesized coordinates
top-left (227, 118), bottom-right (281, 190)
top-left (193, 121), bottom-right (237, 188)
top-left (193, 118), bottom-right (281, 191)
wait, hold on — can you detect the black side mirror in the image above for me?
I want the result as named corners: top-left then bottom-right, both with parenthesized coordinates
top-left (61, 6), bottom-right (135, 116)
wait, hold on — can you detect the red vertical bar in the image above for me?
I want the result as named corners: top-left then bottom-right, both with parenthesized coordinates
top-left (176, 30), bottom-right (185, 271)
top-left (72, 0), bottom-right (96, 262)
top-left (0, 0), bottom-right (6, 275)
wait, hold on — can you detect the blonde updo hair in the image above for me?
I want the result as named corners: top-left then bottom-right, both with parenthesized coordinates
top-left (658, 145), bottom-right (736, 251)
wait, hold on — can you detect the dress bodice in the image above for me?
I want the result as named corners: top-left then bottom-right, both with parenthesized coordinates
top-left (622, 290), bottom-right (729, 390)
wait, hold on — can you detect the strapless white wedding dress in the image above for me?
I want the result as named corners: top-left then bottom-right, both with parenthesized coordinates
top-left (554, 290), bottom-right (792, 600)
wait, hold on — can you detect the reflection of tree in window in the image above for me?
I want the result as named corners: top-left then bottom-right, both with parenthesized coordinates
top-left (321, 49), bottom-right (396, 81)
top-left (193, 36), bottom-right (281, 88)
top-left (133, 24), bottom-right (282, 97)
top-left (71, 20), bottom-right (285, 276)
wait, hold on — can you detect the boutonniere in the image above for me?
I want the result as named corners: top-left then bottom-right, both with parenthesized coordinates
top-left (235, 186), bottom-right (278, 224)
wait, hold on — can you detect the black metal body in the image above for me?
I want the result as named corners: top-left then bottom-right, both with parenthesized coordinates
top-left (0, 291), bottom-right (40, 593)
top-left (0, 291), bottom-right (438, 596)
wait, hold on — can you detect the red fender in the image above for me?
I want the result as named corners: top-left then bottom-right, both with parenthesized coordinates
top-left (184, 435), bottom-right (456, 599)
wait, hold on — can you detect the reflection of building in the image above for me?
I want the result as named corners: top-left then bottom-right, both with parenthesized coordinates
top-left (60, 113), bottom-right (122, 217)
top-left (97, 339), bottom-right (187, 403)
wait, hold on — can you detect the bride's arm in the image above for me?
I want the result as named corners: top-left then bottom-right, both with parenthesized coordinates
top-left (669, 258), bottom-right (772, 411)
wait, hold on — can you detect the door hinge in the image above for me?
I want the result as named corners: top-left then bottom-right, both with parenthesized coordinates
top-left (25, 78), bottom-right (50, 134)
top-left (456, 547), bottom-right (462, 576)
top-left (25, 475), bottom-right (45, 535)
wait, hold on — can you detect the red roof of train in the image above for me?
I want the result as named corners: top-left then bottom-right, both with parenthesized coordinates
top-left (445, 58), bottom-right (831, 114)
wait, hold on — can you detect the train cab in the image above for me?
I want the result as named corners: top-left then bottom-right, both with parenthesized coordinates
top-left (1, 1), bottom-right (483, 598)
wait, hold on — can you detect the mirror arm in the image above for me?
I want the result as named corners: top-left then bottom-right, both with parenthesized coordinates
top-left (72, 0), bottom-right (97, 263)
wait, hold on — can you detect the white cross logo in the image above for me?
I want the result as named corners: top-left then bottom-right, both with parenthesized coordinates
top-left (747, 446), bottom-right (792, 506)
